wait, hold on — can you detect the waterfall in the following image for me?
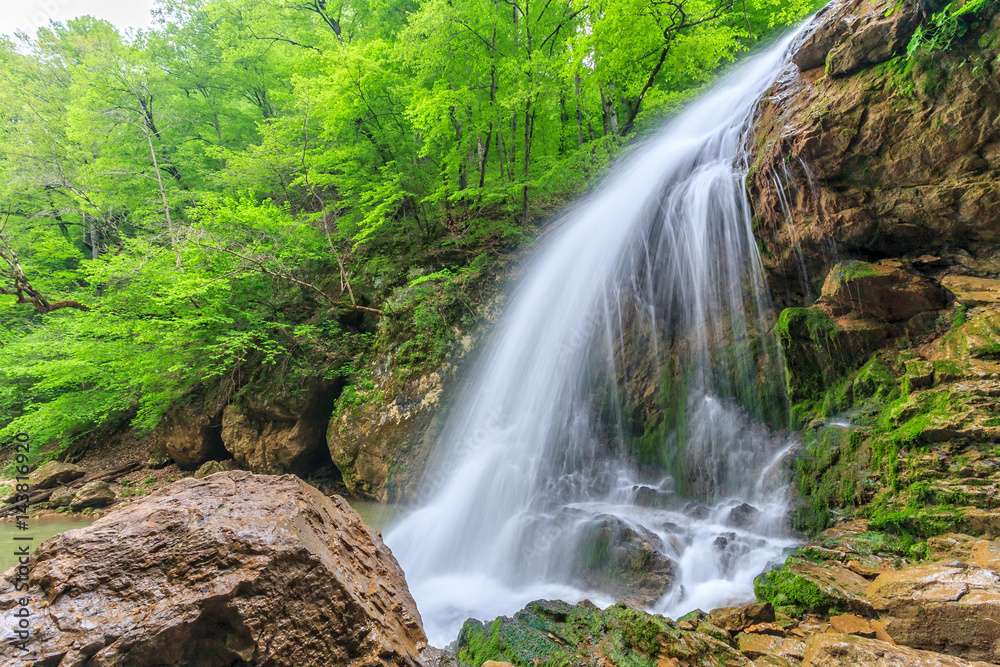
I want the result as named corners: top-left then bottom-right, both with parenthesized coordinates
top-left (387, 30), bottom-right (807, 647)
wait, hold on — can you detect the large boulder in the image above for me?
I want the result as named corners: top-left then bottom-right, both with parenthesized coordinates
top-left (866, 561), bottom-right (1000, 662)
top-left (28, 460), bottom-right (85, 490)
top-left (571, 514), bottom-right (675, 607)
top-left (0, 471), bottom-right (425, 666)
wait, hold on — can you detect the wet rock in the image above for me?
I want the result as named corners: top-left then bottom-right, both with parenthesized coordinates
top-left (942, 276), bottom-right (1000, 307)
top-left (755, 560), bottom-right (873, 615)
top-left (572, 515), bottom-right (675, 607)
top-left (68, 480), bottom-right (115, 510)
top-left (802, 632), bottom-right (997, 667)
top-left (0, 471), bottom-right (425, 666)
top-left (193, 458), bottom-right (239, 479)
top-left (828, 613), bottom-right (877, 638)
top-left (866, 561), bottom-right (1000, 662)
top-left (708, 602), bottom-right (776, 633)
top-left (727, 502), bottom-right (761, 528)
top-left (29, 460), bottom-right (85, 490)
top-left (457, 599), bottom-right (750, 667)
top-left (148, 396), bottom-right (227, 469)
top-left (818, 261), bottom-right (950, 323)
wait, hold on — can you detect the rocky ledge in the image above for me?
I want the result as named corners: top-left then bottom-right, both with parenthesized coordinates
top-left (453, 525), bottom-right (1000, 666)
top-left (0, 471), bottom-right (425, 666)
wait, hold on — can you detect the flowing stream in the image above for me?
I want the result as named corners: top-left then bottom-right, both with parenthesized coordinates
top-left (388, 30), bottom-right (808, 647)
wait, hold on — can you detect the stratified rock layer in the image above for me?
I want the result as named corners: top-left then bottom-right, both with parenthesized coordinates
top-left (0, 471), bottom-right (425, 666)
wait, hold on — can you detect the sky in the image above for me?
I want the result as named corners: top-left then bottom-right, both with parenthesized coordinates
top-left (0, 0), bottom-right (156, 38)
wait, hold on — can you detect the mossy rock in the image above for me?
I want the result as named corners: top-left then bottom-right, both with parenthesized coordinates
top-left (753, 559), bottom-right (872, 616)
top-left (456, 599), bottom-right (748, 667)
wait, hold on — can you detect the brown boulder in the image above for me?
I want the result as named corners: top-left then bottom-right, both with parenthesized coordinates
top-left (817, 261), bottom-right (949, 323)
top-left (803, 633), bottom-right (996, 667)
top-left (0, 471), bottom-right (425, 666)
top-left (866, 561), bottom-right (1000, 662)
top-left (708, 602), bottom-right (775, 633)
top-left (148, 396), bottom-right (226, 470)
top-left (28, 460), bottom-right (85, 490)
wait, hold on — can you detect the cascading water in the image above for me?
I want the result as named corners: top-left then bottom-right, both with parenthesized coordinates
top-left (388, 29), bottom-right (809, 647)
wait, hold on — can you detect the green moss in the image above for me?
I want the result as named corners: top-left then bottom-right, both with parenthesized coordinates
top-left (753, 566), bottom-right (830, 612)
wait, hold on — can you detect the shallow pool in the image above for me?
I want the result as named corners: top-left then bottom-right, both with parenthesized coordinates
top-left (0, 516), bottom-right (94, 572)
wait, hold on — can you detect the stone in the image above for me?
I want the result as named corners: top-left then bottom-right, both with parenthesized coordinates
top-left (68, 480), bottom-right (115, 510)
top-left (0, 471), bottom-right (426, 666)
top-left (482, 663), bottom-right (514, 667)
top-left (845, 560), bottom-right (885, 578)
top-left (817, 261), bottom-right (950, 324)
top-left (571, 514), bottom-right (675, 607)
top-left (193, 459), bottom-right (239, 479)
top-left (744, 622), bottom-right (785, 636)
top-left (726, 503), bottom-right (761, 528)
top-left (28, 460), bottom-right (85, 490)
top-left (738, 634), bottom-right (806, 663)
top-left (47, 485), bottom-right (75, 509)
top-left (941, 276), bottom-right (1000, 307)
top-left (707, 603), bottom-right (776, 633)
top-left (828, 613), bottom-right (876, 638)
top-left (802, 633), bottom-right (997, 667)
top-left (866, 561), bottom-right (1000, 662)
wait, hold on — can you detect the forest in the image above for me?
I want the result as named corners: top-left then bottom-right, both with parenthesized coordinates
top-left (0, 0), bottom-right (816, 459)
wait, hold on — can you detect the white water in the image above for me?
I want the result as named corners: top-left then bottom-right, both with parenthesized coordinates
top-left (388, 32), bottom-right (807, 647)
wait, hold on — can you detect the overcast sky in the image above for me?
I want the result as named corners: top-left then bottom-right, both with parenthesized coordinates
top-left (1, 0), bottom-right (155, 38)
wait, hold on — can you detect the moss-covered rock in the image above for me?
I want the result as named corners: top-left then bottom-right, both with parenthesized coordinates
top-left (455, 599), bottom-right (748, 667)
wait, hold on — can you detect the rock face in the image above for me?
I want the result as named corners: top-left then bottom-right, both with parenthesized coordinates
top-left (327, 330), bottom-right (488, 501)
top-left (817, 261), bottom-right (950, 323)
top-left (147, 395), bottom-right (227, 470)
top-left (68, 480), bottom-right (115, 510)
top-left (867, 562), bottom-right (1000, 662)
top-left (221, 384), bottom-right (337, 476)
top-left (802, 633), bottom-right (997, 667)
top-left (28, 461), bottom-right (85, 489)
top-left (751, 0), bottom-right (1000, 307)
top-left (0, 471), bottom-right (425, 666)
